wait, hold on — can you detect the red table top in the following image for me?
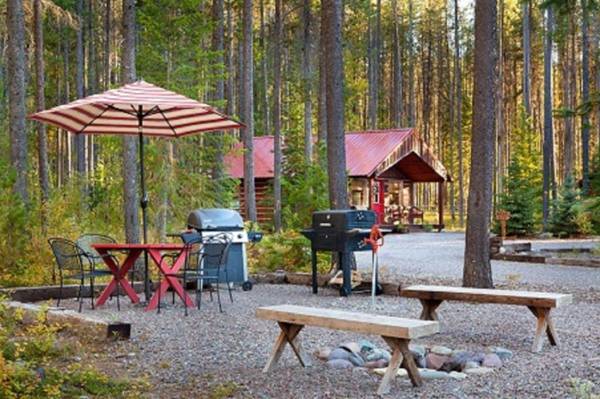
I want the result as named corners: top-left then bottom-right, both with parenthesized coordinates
top-left (92, 243), bottom-right (185, 251)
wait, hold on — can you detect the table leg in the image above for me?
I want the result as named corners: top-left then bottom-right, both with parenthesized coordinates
top-left (263, 322), bottom-right (307, 372)
top-left (378, 337), bottom-right (405, 395)
top-left (95, 249), bottom-right (141, 306)
top-left (145, 249), bottom-right (194, 311)
top-left (419, 299), bottom-right (442, 321)
top-left (528, 306), bottom-right (557, 352)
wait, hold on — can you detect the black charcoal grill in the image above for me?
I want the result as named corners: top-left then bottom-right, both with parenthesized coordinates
top-left (187, 208), bottom-right (257, 291)
top-left (301, 209), bottom-right (380, 296)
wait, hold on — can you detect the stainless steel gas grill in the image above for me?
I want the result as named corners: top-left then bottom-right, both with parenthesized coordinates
top-left (301, 209), bottom-right (383, 296)
top-left (186, 208), bottom-right (256, 291)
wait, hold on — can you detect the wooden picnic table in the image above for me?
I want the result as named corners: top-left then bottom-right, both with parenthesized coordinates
top-left (92, 243), bottom-right (195, 312)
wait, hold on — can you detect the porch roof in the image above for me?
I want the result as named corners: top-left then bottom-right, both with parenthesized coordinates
top-left (224, 128), bottom-right (449, 182)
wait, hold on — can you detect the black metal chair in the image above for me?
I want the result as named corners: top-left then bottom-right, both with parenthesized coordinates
top-left (158, 233), bottom-right (233, 315)
top-left (48, 237), bottom-right (113, 312)
top-left (76, 234), bottom-right (121, 310)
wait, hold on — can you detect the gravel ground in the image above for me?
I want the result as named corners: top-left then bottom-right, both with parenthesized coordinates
top-left (55, 280), bottom-right (600, 399)
top-left (355, 232), bottom-right (600, 289)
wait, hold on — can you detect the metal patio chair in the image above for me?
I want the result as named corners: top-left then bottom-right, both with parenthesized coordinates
top-left (76, 234), bottom-right (121, 310)
top-left (48, 237), bottom-right (113, 312)
top-left (158, 233), bottom-right (233, 315)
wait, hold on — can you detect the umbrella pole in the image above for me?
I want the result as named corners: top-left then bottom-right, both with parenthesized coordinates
top-left (138, 107), bottom-right (150, 302)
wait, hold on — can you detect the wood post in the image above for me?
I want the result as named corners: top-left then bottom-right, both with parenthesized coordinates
top-left (437, 181), bottom-right (444, 231)
top-left (379, 336), bottom-right (422, 394)
top-left (528, 306), bottom-right (559, 352)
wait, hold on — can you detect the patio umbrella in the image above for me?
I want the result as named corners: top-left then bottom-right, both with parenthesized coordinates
top-left (29, 80), bottom-right (243, 301)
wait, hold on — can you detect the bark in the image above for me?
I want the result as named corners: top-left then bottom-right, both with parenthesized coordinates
top-left (122, 0), bottom-right (140, 244)
top-left (542, 6), bottom-right (555, 229)
top-left (317, 14), bottom-right (327, 150)
top-left (463, 0), bottom-right (497, 288)
top-left (581, 0), bottom-right (591, 194)
top-left (211, 0), bottom-right (225, 204)
top-left (225, 2), bottom-right (234, 116)
top-left (407, 0), bottom-right (416, 127)
top-left (62, 25), bottom-right (72, 182)
top-left (391, 0), bottom-right (402, 127)
top-left (242, 0), bottom-right (257, 222)
top-left (260, 0), bottom-right (270, 135)
top-left (322, 0), bottom-right (348, 209)
top-left (522, 0), bottom-right (532, 117)
top-left (560, 35), bottom-right (574, 181)
top-left (75, 0), bottom-right (86, 175)
top-left (454, 0), bottom-right (464, 227)
top-left (367, 0), bottom-right (381, 130)
top-left (34, 0), bottom-right (50, 220)
top-left (104, 0), bottom-right (111, 89)
top-left (496, 0), bottom-right (505, 198)
top-left (302, 0), bottom-right (313, 164)
top-left (87, 0), bottom-right (97, 176)
top-left (7, 0), bottom-right (29, 203)
top-left (273, 0), bottom-right (283, 232)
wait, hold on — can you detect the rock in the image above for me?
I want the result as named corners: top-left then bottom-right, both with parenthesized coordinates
top-left (425, 353), bottom-right (450, 370)
top-left (416, 356), bottom-right (427, 369)
top-left (419, 369), bottom-right (451, 379)
top-left (463, 361), bottom-right (480, 370)
top-left (364, 348), bottom-right (391, 362)
top-left (315, 347), bottom-right (331, 361)
top-left (364, 359), bottom-right (388, 369)
top-left (442, 351), bottom-right (482, 372)
top-left (328, 348), bottom-right (352, 362)
top-left (326, 359), bottom-right (354, 369)
top-left (359, 339), bottom-right (376, 352)
top-left (465, 367), bottom-right (495, 375)
top-left (492, 347), bottom-right (513, 361)
top-left (373, 368), bottom-right (408, 377)
top-left (538, 232), bottom-right (553, 239)
top-left (431, 345), bottom-right (453, 356)
top-left (482, 353), bottom-right (503, 368)
top-left (449, 371), bottom-right (467, 380)
top-left (347, 352), bottom-right (365, 367)
top-left (341, 342), bottom-right (361, 354)
top-left (409, 344), bottom-right (426, 359)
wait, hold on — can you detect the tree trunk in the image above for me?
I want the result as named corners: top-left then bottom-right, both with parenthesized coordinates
top-left (496, 0), bottom-right (505, 200)
top-left (391, 0), bottom-right (402, 127)
top-left (317, 13), bottom-right (327, 151)
top-left (463, 0), bottom-right (497, 288)
top-left (581, 0), bottom-right (590, 194)
top-left (211, 0), bottom-right (226, 205)
top-left (407, 0), bottom-right (416, 127)
top-left (560, 34), bottom-right (574, 181)
top-left (322, 0), bottom-right (348, 209)
top-left (225, 1), bottom-right (234, 116)
top-left (75, 0), bottom-right (86, 176)
top-left (273, 0), bottom-right (283, 232)
top-left (7, 0), bottom-right (29, 203)
top-left (34, 0), bottom-right (49, 228)
top-left (367, 0), bottom-right (381, 130)
top-left (542, 5), bottom-right (555, 229)
top-left (522, 0), bottom-right (532, 117)
top-left (104, 0), bottom-right (111, 89)
top-left (242, 0), bottom-right (257, 222)
top-left (454, 0), bottom-right (464, 227)
top-left (302, 0), bottom-right (313, 164)
top-left (260, 0), bottom-right (270, 136)
top-left (122, 0), bottom-right (140, 244)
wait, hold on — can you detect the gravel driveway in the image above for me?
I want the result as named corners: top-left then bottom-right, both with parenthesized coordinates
top-left (355, 232), bottom-right (600, 289)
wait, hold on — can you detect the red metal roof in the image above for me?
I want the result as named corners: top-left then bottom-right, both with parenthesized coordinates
top-left (224, 128), bottom-right (446, 180)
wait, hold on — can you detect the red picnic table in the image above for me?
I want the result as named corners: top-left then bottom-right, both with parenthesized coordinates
top-left (92, 243), bottom-right (195, 312)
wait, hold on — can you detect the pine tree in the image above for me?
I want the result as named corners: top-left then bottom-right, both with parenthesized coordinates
top-left (497, 111), bottom-right (542, 236)
top-left (549, 174), bottom-right (581, 237)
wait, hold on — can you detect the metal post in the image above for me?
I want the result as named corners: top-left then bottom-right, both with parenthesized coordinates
top-left (138, 105), bottom-right (150, 301)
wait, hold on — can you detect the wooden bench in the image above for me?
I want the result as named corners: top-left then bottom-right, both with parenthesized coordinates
top-left (399, 285), bottom-right (573, 352)
top-left (256, 304), bottom-right (439, 395)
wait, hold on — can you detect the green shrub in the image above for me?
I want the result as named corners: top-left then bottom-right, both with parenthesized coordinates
top-left (550, 175), bottom-right (585, 237)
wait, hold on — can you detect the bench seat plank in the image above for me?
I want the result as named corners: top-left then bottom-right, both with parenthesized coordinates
top-left (256, 304), bottom-right (439, 339)
top-left (400, 285), bottom-right (573, 308)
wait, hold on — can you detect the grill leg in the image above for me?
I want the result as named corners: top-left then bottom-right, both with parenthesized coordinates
top-left (311, 250), bottom-right (318, 294)
top-left (340, 252), bottom-right (352, 297)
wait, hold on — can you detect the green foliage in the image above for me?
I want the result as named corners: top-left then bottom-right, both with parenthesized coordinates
top-left (0, 299), bottom-right (145, 398)
top-left (549, 174), bottom-right (585, 237)
top-left (584, 150), bottom-right (600, 234)
top-left (497, 111), bottom-right (542, 236)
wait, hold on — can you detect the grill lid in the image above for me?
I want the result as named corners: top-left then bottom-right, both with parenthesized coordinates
top-left (187, 208), bottom-right (244, 231)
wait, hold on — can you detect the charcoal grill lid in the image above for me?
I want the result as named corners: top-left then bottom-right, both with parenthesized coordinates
top-left (187, 208), bottom-right (244, 230)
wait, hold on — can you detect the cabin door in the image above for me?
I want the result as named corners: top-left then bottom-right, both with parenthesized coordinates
top-left (370, 179), bottom-right (385, 224)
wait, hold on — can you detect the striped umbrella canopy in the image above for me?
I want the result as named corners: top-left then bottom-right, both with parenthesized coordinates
top-left (29, 80), bottom-right (243, 301)
top-left (30, 80), bottom-right (242, 136)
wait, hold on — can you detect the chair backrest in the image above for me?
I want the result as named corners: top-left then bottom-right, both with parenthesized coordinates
top-left (48, 238), bottom-right (85, 274)
top-left (76, 234), bottom-right (116, 260)
top-left (201, 233), bottom-right (233, 269)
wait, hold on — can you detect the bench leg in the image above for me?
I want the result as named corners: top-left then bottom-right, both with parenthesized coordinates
top-left (263, 322), bottom-right (310, 372)
top-left (379, 337), bottom-right (422, 395)
top-left (528, 306), bottom-right (558, 352)
top-left (418, 299), bottom-right (442, 321)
